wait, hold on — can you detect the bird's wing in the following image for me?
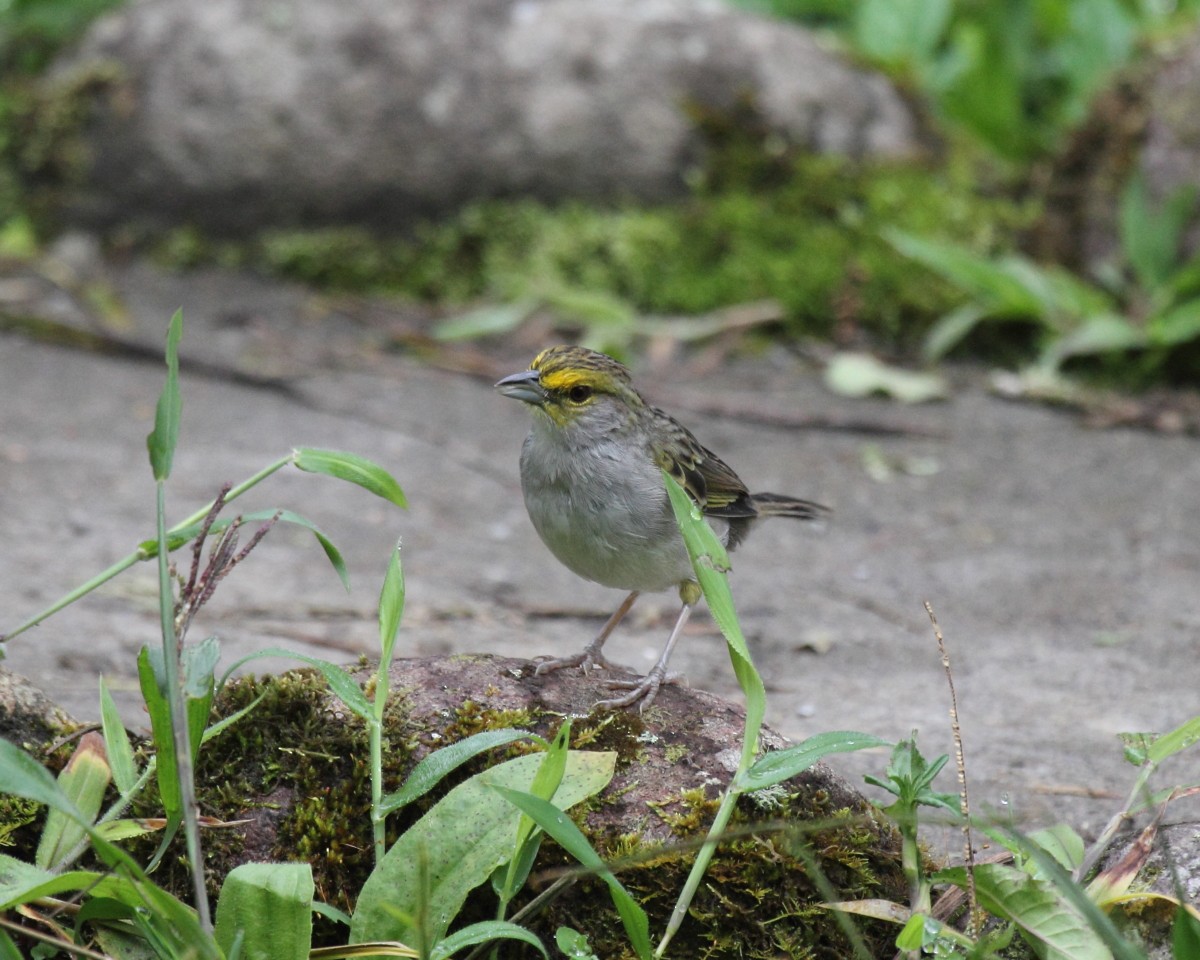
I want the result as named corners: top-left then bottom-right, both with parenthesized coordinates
top-left (651, 410), bottom-right (757, 519)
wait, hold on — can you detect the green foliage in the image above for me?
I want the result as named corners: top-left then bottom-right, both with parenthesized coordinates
top-left (889, 167), bottom-right (1200, 380)
top-left (730, 0), bottom-right (1200, 161)
top-left (150, 151), bottom-right (1029, 354)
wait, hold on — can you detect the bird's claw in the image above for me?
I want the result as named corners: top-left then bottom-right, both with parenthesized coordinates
top-left (534, 647), bottom-right (618, 677)
top-left (595, 670), bottom-right (684, 712)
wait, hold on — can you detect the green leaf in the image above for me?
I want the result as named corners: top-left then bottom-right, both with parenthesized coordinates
top-left (218, 647), bottom-right (372, 720)
top-left (884, 230), bottom-right (1043, 314)
top-left (739, 732), bottom-right (890, 792)
top-left (1039, 313), bottom-right (1145, 370)
top-left (350, 751), bottom-right (615, 947)
top-left (1174, 904), bottom-right (1200, 960)
top-left (937, 863), bottom-right (1120, 960)
top-left (203, 690), bottom-right (270, 744)
top-left (1146, 715), bottom-right (1200, 764)
top-left (137, 646), bottom-right (181, 818)
top-left (500, 722), bottom-right (571, 903)
top-left (378, 729), bottom-right (538, 816)
top-left (664, 472), bottom-right (765, 768)
top-left (293, 448), bottom-right (407, 508)
top-left (214, 863), bottom-right (314, 960)
top-left (1147, 298), bottom-right (1200, 348)
top-left (36, 734), bottom-right (111, 869)
top-left (378, 543), bottom-right (405, 666)
top-left (100, 676), bottom-right (139, 794)
top-left (923, 303), bottom-right (988, 361)
top-left (492, 787), bottom-right (652, 960)
top-left (1028, 824), bottom-right (1085, 872)
top-left (555, 927), bottom-right (600, 960)
top-left (853, 0), bottom-right (951, 65)
top-left (430, 920), bottom-right (547, 960)
top-left (0, 724), bottom-right (81, 815)
top-left (146, 309), bottom-right (183, 481)
top-left (1120, 172), bottom-right (1197, 292)
top-left (0, 854), bottom-right (117, 910)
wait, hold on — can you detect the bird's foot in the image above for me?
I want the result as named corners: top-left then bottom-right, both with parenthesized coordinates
top-left (595, 668), bottom-right (685, 712)
top-left (534, 647), bottom-right (619, 677)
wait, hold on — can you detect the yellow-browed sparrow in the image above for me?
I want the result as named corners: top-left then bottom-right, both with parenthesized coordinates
top-left (496, 345), bottom-right (827, 710)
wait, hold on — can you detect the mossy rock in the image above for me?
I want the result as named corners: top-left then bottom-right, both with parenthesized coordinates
top-left (136, 654), bottom-right (902, 957)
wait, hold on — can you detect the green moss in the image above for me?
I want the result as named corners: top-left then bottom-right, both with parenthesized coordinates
top-left (139, 139), bottom-right (1032, 354)
top-left (519, 784), bottom-right (904, 960)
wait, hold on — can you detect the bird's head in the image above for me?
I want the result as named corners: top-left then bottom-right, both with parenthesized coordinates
top-left (495, 345), bottom-right (644, 431)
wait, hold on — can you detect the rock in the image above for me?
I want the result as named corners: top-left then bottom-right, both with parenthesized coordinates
top-left (45, 0), bottom-right (922, 235)
top-left (0, 654), bottom-right (906, 955)
top-left (0, 667), bottom-right (77, 749)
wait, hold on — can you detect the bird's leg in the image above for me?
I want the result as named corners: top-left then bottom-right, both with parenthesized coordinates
top-left (534, 591), bottom-right (640, 676)
top-left (596, 599), bottom-right (693, 712)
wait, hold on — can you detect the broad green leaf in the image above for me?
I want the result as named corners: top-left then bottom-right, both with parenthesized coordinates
top-left (1175, 904), bottom-right (1200, 960)
top-left (853, 0), bottom-right (951, 65)
top-left (493, 787), bottom-right (652, 960)
top-left (182, 635), bottom-right (219, 701)
top-left (1028, 824), bottom-right (1085, 872)
top-left (938, 863), bottom-right (1114, 960)
top-left (146, 309), bottom-right (183, 480)
top-left (0, 930), bottom-right (18, 960)
top-left (293, 448), bottom-right (407, 508)
top-left (739, 732), bottom-right (890, 792)
top-left (430, 920), bottom-right (547, 960)
top-left (218, 647), bottom-right (372, 720)
top-left (36, 733), bottom-right (111, 869)
top-left (350, 751), bottom-right (615, 947)
top-left (378, 728), bottom-right (538, 815)
top-left (823, 353), bottom-right (947, 404)
top-left (1040, 314), bottom-right (1144, 370)
top-left (214, 863), bottom-right (314, 960)
top-left (378, 543), bottom-right (405, 666)
top-left (556, 927), bottom-right (600, 960)
top-left (99, 675), bottom-right (139, 794)
top-left (1148, 299), bottom-right (1200, 348)
top-left (884, 230), bottom-right (1042, 314)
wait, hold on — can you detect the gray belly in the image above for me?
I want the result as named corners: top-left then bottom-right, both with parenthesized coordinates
top-left (519, 439), bottom-right (694, 593)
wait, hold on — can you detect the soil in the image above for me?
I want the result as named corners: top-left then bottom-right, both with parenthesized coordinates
top-left (1, 256), bottom-right (1197, 856)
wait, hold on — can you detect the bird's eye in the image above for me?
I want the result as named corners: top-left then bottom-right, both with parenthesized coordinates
top-left (567, 385), bottom-right (593, 404)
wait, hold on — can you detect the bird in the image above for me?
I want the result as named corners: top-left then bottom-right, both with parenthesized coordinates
top-left (495, 345), bottom-right (827, 710)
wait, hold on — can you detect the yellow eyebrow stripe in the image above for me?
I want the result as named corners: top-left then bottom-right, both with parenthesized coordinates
top-left (539, 369), bottom-right (606, 393)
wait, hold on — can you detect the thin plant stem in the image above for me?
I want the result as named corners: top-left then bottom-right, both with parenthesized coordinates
top-left (1, 454), bottom-right (294, 643)
top-left (370, 670), bottom-right (388, 866)
top-left (155, 481), bottom-right (210, 932)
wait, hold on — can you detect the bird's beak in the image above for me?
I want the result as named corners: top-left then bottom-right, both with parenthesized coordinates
top-left (495, 369), bottom-right (546, 406)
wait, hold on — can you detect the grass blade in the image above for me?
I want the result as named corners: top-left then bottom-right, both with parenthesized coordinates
top-left (146, 309), bottom-right (183, 481)
top-left (293, 448), bottom-right (407, 508)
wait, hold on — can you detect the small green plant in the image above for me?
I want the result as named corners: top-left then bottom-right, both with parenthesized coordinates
top-left (886, 168), bottom-right (1200, 383)
top-left (730, 0), bottom-right (1200, 162)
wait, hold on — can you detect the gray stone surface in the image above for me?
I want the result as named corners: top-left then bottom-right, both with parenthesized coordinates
top-left (1, 257), bottom-right (1197, 855)
top-left (51, 0), bottom-right (920, 233)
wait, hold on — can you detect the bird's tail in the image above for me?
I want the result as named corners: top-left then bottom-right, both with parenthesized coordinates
top-left (751, 492), bottom-right (830, 522)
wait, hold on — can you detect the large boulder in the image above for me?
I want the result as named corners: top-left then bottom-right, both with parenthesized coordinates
top-left (45, 0), bottom-right (922, 234)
